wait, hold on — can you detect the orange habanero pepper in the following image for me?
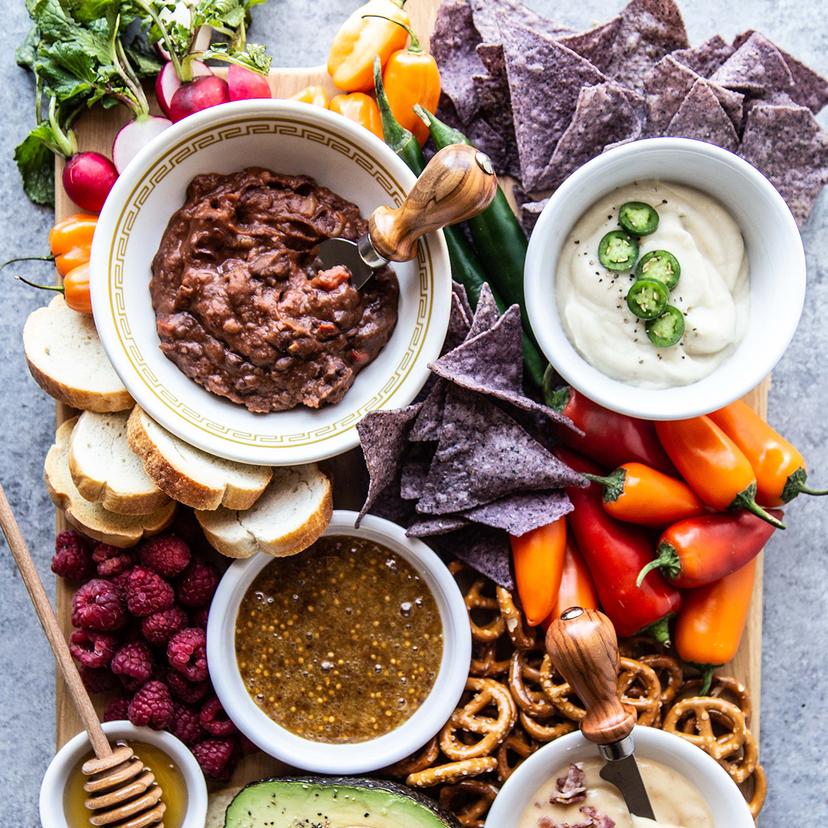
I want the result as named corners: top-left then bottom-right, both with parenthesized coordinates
top-left (327, 0), bottom-right (410, 92)
top-left (584, 462), bottom-right (705, 527)
top-left (709, 400), bottom-right (827, 505)
top-left (288, 85), bottom-right (330, 108)
top-left (329, 93), bottom-right (383, 139)
top-left (18, 262), bottom-right (92, 314)
top-left (510, 517), bottom-right (566, 626)
top-left (3, 213), bottom-right (96, 278)
top-left (655, 417), bottom-right (785, 529)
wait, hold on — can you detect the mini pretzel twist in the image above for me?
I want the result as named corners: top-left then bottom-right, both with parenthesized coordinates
top-left (470, 641), bottom-right (510, 678)
top-left (539, 654), bottom-right (586, 721)
top-left (496, 587), bottom-right (536, 650)
top-left (518, 710), bottom-right (578, 743)
top-left (440, 678), bottom-right (517, 760)
top-left (662, 696), bottom-right (757, 782)
top-left (508, 649), bottom-right (556, 718)
top-left (639, 654), bottom-right (684, 712)
top-left (618, 656), bottom-right (662, 727)
top-left (406, 757), bottom-right (498, 788)
top-left (744, 763), bottom-right (767, 819)
top-left (678, 675), bottom-right (753, 726)
top-left (619, 635), bottom-right (666, 659)
top-left (438, 780), bottom-right (499, 828)
top-left (495, 725), bottom-right (537, 782)
top-left (382, 736), bottom-right (439, 779)
top-left (464, 579), bottom-right (506, 643)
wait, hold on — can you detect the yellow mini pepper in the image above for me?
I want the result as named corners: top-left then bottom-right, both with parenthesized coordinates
top-left (330, 93), bottom-right (383, 139)
top-left (289, 85), bottom-right (330, 108)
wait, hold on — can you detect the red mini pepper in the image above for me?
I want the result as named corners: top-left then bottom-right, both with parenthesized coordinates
top-left (637, 510), bottom-right (780, 589)
top-left (558, 448), bottom-right (682, 642)
top-left (545, 380), bottom-right (674, 473)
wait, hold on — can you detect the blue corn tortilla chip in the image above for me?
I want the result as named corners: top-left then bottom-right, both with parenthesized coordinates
top-left (443, 289), bottom-right (473, 354)
top-left (356, 404), bottom-right (421, 526)
top-left (406, 514), bottom-right (470, 537)
top-left (445, 524), bottom-right (514, 589)
top-left (671, 35), bottom-right (734, 78)
top-left (467, 282), bottom-right (501, 339)
top-left (542, 82), bottom-right (644, 190)
top-left (738, 101), bottom-right (828, 226)
top-left (416, 386), bottom-right (585, 515)
top-left (452, 280), bottom-right (474, 327)
top-left (410, 380), bottom-right (447, 442)
top-left (558, 18), bottom-right (622, 74)
top-left (369, 475), bottom-right (417, 527)
top-left (711, 32), bottom-right (794, 99)
top-left (520, 198), bottom-right (548, 235)
top-left (400, 458), bottom-right (431, 501)
top-left (665, 79), bottom-right (739, 152)
top-left (461, 490), bottom-right (573, 536)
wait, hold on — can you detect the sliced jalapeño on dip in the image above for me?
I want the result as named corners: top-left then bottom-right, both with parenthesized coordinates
top-left (618, 201), bottom-right (659, 236)
top-left (636, 249), bottom-right (681, 290)
top-left (598, 230), bottom-right (639, 271)
top-left (646, 305), bottom-right (685, 347)
top-left (626, 279), bottom-right (669, 320)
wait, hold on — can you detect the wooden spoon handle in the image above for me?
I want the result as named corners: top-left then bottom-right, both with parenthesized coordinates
top-left (545, 607), bottom-right (635, 746)
top-left (0, 485), bottom-right (111, 758)
top-left (369, 143), bottom-right (497, 262)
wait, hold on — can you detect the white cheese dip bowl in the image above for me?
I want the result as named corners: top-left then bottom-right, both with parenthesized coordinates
top-left (485, 727), bottom-right (754, 827)
top-left (524, 138), bottom-right (805, 420)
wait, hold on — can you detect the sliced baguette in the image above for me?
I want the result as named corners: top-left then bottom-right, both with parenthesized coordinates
top-left (45, 418), bottom-right (176, 548)
top-left (68, 409), bottom-right (171, 515)
top-left (195, 464), bottom-right (332, 559)
top-left (127, 406), bottom-right (272, 510)
top-left (23, 295), bottom-right (132, 412)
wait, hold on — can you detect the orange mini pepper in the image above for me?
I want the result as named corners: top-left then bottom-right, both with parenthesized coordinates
top-left (551, 539), bottom-right (598, 619)
top-left (584, 462), bottom-right (705, 527)
top-left (510, 517), bottom-right (566, 626)
top-left (709, 400), bottom-right (827, 505)
top-left (329, 92), bottom-right (383, 139)
top-left (655, 417), bottom-right (785, 529)
top-left (288, 85), bottom-right (330, 108)
top-left (18, 261), bottom-right (92, 314)
top-left (327, 0), bottom-right (410, 92)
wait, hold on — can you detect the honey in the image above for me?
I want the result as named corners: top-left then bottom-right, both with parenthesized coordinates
top-left (63, 740), bottom-right (187, 828)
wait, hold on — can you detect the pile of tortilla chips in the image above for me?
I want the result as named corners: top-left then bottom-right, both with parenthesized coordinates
top-left (431, 0), bottom-right (828, 226)
top-left (356, 284), bottom-right (586, 588)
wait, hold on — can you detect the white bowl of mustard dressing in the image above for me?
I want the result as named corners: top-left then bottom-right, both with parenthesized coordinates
top-left (486, 727), bottom-right (754, 827)
top-left (525, 137), bottom-right (805, 420)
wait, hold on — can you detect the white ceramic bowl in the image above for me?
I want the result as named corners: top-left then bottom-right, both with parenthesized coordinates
top-left (206, 509), bottom-right (471, 774)
top-left (486, 727), bottom-right (753, 827)
top-left (525, 138), bottom-right (805, 420)
top-left (90, 100), bottom-right (451, 465)
top-left (39, 721), bottom-right (208, 828)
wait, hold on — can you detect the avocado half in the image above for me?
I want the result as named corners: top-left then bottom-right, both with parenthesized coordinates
top-left (224, 776), bottom-right (461, 828)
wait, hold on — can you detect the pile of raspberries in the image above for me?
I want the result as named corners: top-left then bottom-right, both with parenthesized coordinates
top-left (53, 523), bottom-right (243, 779)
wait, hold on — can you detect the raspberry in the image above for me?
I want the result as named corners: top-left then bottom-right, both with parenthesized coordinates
top-left (189, 606), bottom-right (210, 629)
top-left (125, 566), bottom-right (175, 617)
top-left (170, 702), bottom-right (204, 745)
top-left (128, 680), bottom-right (173, 729)
top-left (141, 606), bottom-right (189, 646)
top-left (199, 697), bottom-right (237, 737)
top-left (139, 535), bottom-right (191, 578)
top-left (92, 543), bottom-right (133, 578)
top-left (112, 568), bottom-right (134, 596)
top-left (68, 629), bottom-right (119, 670)
top-left (169, 510), bottom-right (206, 549)
top-left (167, 628), bottom-right (208, 682)
top-left (191, 738), bottom-right (236, 778)
top-left (71, 579), bottom-right (127, 631)
top-left (166, 670), bottom-right (209, 705)
top-left (103, 697), bottom-right (131, 722)
top-left (111, 641), bottom-right (154, 690)
top-left (78, 665), bottom-right (118, 693)
top-left (176, 560), bottom-right (219, 608)
top-left (51, 531), bottom-right (93, 581)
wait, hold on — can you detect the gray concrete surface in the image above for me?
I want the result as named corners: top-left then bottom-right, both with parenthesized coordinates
top-left (0, 1), bottom-right (825, 824)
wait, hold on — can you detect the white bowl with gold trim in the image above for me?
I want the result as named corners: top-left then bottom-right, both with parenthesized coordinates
top-left (90, 100), bottom-right (451, 465)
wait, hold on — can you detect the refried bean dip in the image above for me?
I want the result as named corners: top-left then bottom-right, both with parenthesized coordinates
top-left (235, 536), bottom-right (442, 742)
top-left (151, 168), bottom-right (399, 413)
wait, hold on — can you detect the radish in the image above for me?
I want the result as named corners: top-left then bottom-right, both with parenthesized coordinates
top-left (227, 64), bottom-right (272, 101)
top-left (63, 152), bottom-right (119, 212)
top-left (169, 75), bottom-right (231, 122)
top-left (155, 60), bottom-right (213, 118)
top-left (112, 115), bottom-right (173, 173)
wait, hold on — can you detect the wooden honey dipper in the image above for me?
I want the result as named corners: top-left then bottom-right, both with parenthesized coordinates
top-left (0, 485), bottom-right (165, 827)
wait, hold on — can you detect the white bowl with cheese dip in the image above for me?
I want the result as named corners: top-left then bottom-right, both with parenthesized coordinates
top-left (486, 727), bottom-right (755, 827)
top-left (524, 138), bottom-right (806, 420)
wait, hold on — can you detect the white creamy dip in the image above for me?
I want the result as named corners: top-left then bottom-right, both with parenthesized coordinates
top-left (518, 757), bottom-right (714, 828)
top-left (556, 181), bottom-right (749, 387)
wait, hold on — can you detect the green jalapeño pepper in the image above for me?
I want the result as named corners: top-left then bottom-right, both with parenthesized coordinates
top-left (598, 230), bottom-right (638, 271)
top-left (626, 279), bottom-right (669, 320)
top-left (618, 201), bottom-right (660, 236)
top-left (636, 250), bottom-right (681, 290)
top-left (646, 305), bottom-right (685, 347)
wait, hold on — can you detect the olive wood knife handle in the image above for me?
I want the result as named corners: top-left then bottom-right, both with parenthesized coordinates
top-left (369, 143), bottom-right (497, 262)
top-left (545, 607), bottom-right (636, 746)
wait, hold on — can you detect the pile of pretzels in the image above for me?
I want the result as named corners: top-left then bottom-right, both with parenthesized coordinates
top-left (382, 563), bottom-right (765, 826)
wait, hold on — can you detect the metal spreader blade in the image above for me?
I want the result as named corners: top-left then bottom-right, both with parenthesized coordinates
top-left (599, 752), bottom-right (656, 821)
top-left (314, 236), bottom-right (386, 290)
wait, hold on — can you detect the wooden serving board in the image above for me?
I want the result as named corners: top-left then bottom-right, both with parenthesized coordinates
top-left (52, 0), bottom-right (764, 795)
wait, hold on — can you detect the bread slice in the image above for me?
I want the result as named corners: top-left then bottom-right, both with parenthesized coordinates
top-left (45, 418), bottom-right (176, 548)
top-left (195, 464), bottom-right (332, 558)
top-left (68, 409), bottom-right (171, 515)
top-left (127, 407), bottom-right (272, 511)
top-left (23, 295), bottom-right (132, 412)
